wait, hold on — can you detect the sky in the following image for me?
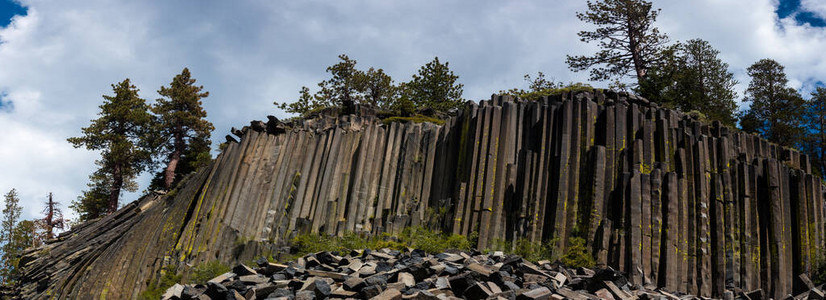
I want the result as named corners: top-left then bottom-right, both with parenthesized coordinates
top-left (1, 0), bottom-right (826, 221)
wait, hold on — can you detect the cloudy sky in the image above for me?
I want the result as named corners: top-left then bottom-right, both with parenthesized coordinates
top-left (1, 0), bottom-right (826, 221)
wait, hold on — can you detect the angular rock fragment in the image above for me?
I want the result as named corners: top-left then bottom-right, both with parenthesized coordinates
top-left (232, 264), bottom-right (257, 276)
top-left (517, 286), bottom-right (552, 300)
top-left (374, 288), bottom-right (403, 300)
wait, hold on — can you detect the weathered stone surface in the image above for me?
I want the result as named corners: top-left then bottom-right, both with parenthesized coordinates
top-left (15, 91), bottom-right (826, 299)
top-left (517, 286), bottom-right (552, 300)
top-left (375, 288), bottom-right (403, 300)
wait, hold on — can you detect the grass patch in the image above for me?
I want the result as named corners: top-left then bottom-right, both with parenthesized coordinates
top-left (284, 227), bottom-right (593, 268)
top-left (138, 265), bottom-right (182, 300)
top-left (382, 115), bottom-right (446, 126)
top-left (398, 227), bottom-right (472, 253)
top-left (813, 255), bottom-right (826, 286)
top-left (486, 236), bottom-right (595, 268)
top-left (487, 237), bottom-right (559, 263)
top-left (188, 261), bottom-right (231, 284)
top-left (559, 237), bottom-right (595, 268)
top-left (503, 83), bottom-right (596, 102)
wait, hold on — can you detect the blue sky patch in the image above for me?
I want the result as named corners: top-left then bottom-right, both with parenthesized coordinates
top-left (0, 0), bottom-right (25, 28)
top-left (777, 0), bottom-right (826, 27)
top-left (0, 93), bottom-right (12, 112)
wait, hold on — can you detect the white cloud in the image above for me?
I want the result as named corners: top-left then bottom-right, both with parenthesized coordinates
top-left (657, 0), bottom-right (826, 105)
top-left (2, 0), bottom-right (826, 221)
top-left (801, 0), bottom-right (826, 20)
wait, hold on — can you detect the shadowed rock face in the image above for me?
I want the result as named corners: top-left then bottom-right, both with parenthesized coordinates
top-left (17, 91), bottom-right (826, 299)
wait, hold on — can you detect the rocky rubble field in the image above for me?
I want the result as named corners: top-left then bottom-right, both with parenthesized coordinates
top-left (161, 248), bottom-right (824, 300)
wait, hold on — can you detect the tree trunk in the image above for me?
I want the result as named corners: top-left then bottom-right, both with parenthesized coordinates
top-left (626, 5), bottom-right (646, 81)
top-left (108, 164), bottom-right (122, 214)
top-left (817, 109), bottom-right (826, 176)
top-left (164, 127), bottom-right (184, 189)
top-left (46, 193), bottom-right (54, 239)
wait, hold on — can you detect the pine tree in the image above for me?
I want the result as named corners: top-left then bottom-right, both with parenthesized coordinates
top-left (1, 220), bottom-right (42, 284)
top-left (524, 72), bottom-right (559, 92)
top-left (741, 59), bottom-right (805, 147)
top-left (1, 189), bottom-right (21, 284)
top-left (70, 172), bottom-right (112, 222)
top-left (68, 79), bottom-right (154, 214)
top-left (638, 39), bottom-right (738, 125)
top-left (566, 0), bottom-right (669, 85)
top-left (277, 55), bottom-right (400, 116)
top-left (276, 55), bottom-right (465, 117)
top-left (316, 55), bottom-right (363, 114)
top-left (357, 67), bottom-right (396, 110)
top-left (274, 86), bottom-right (327, 116)
top-left (11, 220), bottom-right (41, 250)
top-left (499, 72), bottom-right (594, 101)
top-left (0, 189), bottom-right (20, 244)
top-left (804, 87), bottom-right (826, 176)
top-left (739, 110), bottom-right (762, 136)
top-left (403, 57), bottom-right (464, 114)
top-left (152, 68), bottom-right (214, 190)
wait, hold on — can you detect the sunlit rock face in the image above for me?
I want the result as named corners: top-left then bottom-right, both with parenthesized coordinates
top-left (17, 91), bottom-right (826, 299)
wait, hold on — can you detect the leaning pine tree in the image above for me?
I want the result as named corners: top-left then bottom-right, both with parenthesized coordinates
top-left (151, 68), bottom-right (214, 190)
top-left (566, 0), bottom-right (669, 87)
top-left (68, 79), bottom-right (155, 216)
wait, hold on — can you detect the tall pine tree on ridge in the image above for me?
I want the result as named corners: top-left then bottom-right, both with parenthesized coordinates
top-left (567, 0), bottom-right (669, 86)
top-left (68, 79), bottom-right (154, 215)
top-left (152, 68), bottom-right (214, 190)
top-left (740, 59), bottom-right (805, 148)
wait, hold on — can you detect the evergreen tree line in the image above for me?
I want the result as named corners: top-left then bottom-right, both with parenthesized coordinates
top-left (0, 68), bottom-right (213, 286)
top-left (274, 55), bottom-right (466, 118)
top-left (563, 0), bottom-right (826, 176)
top-left (0, 189), bottom-right (64, 285)
top-left (68, 68), bottom-right (214, 222)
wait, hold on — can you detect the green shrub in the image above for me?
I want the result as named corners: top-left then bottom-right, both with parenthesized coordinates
top-left (138, 265), bottom-right (182, 300)
top-left (287, 227), bottom-right (471, 259)
top-left (559, 237), bottom-right (595, 268)
top-left (285, 228), bottom-right (593, 267)
top-left (444, 233), bottom-right (473, 251)
top-left (373, 240), bottom-right (407, 251)
top-left (512, 238), bottom-right (558, 262)
top-left (188, 261), bottom-right (230, 284)
top-left (338, 231), bottom-right (370, 251)
top-left (510, 83), bottom-right (596, 102)
top-left (813, 255), bottom-right (826, 286)
top-left (292, 232), bottom-right (344, 254)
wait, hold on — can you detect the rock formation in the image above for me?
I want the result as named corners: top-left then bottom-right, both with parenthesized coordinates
top-left (161, 249), bottom-right (686, 300)
top-left (160, 248), bottom-right (826, 300)
top-left (17, 91), bottom-right (826, 299)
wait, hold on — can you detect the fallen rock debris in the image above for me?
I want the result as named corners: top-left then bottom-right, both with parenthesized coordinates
top-left (161, 248), bottom-right (824, 300)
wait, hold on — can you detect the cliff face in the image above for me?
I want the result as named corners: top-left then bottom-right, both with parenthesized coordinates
top-left (18, 91), bottom-right (825, 299)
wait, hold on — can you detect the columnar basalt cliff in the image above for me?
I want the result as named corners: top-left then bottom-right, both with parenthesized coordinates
top-left (18, 91), bottom-right (825, 299)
